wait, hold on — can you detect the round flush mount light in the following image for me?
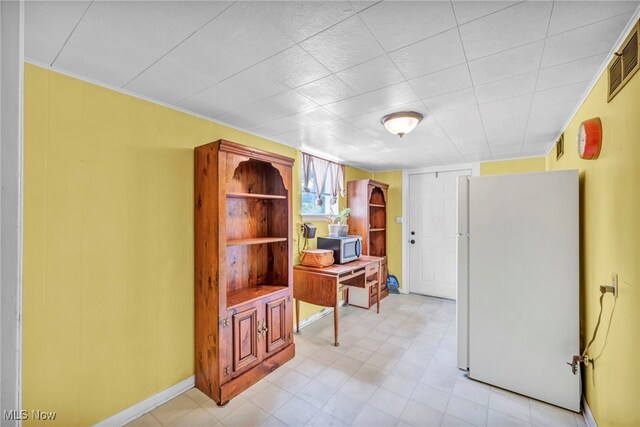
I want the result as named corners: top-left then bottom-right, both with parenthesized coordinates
top-left (381, 111), bottom-right (424, 138)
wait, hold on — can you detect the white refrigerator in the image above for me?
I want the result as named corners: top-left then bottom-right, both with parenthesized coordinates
top-left (457, 170), bottom-right (581, 412)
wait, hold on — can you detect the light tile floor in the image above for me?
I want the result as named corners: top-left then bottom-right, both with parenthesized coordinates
top-left (128, 294), bottom-right (586, 427)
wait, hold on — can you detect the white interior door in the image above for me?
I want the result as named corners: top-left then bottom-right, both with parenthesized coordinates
top-left (409, 169), bottom-right (470, 299)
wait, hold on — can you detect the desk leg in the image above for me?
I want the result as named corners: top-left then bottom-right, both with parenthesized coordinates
top-left (377, 267), bottom-right (381, 314)
top-left (295, 298), bottom-right (300, 334)
top-left (333, 302), bottom-right (340, 347)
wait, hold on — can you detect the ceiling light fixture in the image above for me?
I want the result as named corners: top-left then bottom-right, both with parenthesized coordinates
top-left (381, 111), bottom-right (424, 138)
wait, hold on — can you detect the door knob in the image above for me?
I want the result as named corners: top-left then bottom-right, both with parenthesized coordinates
top-left (410, 239), bottom-right (415, 244)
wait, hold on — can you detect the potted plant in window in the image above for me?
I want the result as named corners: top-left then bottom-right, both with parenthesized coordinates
top-left (326, 207), bottom-right (351, 237)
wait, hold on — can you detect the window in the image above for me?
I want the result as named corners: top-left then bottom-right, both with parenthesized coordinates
top-left (301, 153), bottom-right (344, 216)
top-left (301, 166), bottom-right (338, 215)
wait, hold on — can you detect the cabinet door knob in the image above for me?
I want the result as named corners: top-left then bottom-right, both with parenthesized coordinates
top-left (411, 231), bottom-right (415, 235)
top-left (410, 239), bottom-right (415, 244)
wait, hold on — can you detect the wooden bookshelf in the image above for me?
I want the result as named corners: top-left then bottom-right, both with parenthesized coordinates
top-left (348, 179), bottom-right (390, 306)
top-left (226, 237), bottom-right (287, 246)
top-left (195, 140), bottom-right (294, 407)
top-left (226, 192), bottom-right (287, 200)
top-left (227, 285), bottom-right (287, 309)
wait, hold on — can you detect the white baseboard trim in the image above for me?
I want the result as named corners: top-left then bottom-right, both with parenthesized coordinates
top-left (92, 303), bottom-right (346, 427)
top-left (93, 376), bottom-right (195, 427)
top-left (297, 301), bottom-right (346, 330)
top-left (582, 396), bottom-right (597, 427)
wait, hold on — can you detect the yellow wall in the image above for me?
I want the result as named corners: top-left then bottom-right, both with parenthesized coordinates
top-left (373, 171), bottom-right (403, 287)
top-left (22, 64), bottom-right (374, 425)
top-left (480, 156), bottom-right (546, 176)
top-left (546, 71), bottom-right (639, 425)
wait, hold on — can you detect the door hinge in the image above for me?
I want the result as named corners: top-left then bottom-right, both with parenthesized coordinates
top-left (223, 366), bottom-right (230, 376)
top-left (287, 332), bottom-right (292, 340)
top-left (287, 295), bottom-right (292, 303)
top-left (219, 318), bottom-right (230, 327)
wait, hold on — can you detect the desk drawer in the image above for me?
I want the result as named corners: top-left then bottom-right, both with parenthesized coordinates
top-left (365, 263), bottom-right (379, 277)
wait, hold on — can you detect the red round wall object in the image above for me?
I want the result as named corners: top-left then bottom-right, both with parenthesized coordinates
top-left (577, 117), bottom-right (602, 160)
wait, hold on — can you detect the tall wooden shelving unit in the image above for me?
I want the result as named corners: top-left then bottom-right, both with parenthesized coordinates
top-left (195, 140), bottom-right (295, 406)
top-left (347, 179), bottom-right (389, 308)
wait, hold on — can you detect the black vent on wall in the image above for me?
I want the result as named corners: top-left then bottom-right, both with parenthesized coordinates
top-left (608, 20), bottom-right (640, 102)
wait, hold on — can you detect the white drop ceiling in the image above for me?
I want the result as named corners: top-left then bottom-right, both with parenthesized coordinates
top-left (25, 1), bottom-right (639, 171)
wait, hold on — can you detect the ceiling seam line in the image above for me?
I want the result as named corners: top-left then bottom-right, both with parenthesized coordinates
top-left (450, 0), bottom-right (493, 161)
top-left (121, 1), bottom-right (237, 89)
top-left (518, 1), bottom-right (556, 156)
top-left (50, 1), bottom-right (93, 67)
top-left (359, 5), bottom-right (465, 164)
top-left (353, 8), bottom-right (452, 164)
top-left (174, 1), bottom-right (385, 106)
top-left (380, 1), bottom-right (528, 58)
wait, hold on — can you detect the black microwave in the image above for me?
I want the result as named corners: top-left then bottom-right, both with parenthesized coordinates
top-left (317, 236), bottom-right (362, 264)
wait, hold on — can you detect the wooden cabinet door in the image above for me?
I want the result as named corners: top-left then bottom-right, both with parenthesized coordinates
top-left (232, 305), bottom-right (260, 374)
top-left (264, 296), bottom-right (291, 356)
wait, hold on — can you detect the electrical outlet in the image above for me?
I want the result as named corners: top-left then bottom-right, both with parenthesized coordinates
top-left (299, 223), bottom-right (305, 234)
top-left (612, 272), bottom-right (618, 298)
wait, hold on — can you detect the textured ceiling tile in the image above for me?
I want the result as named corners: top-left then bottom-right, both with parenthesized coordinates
top-left (248, 1), bottom-right (356, 43)
top-left (251, 46), bottom-right (331, 89)
top-left (149, 1), bottom-right (233, 29)
top-left (389, 29), bottom-right (466, 80)
top-left (527, 101), bottom-right (576, 136)
top-left (336, 55), bottom-right (406, 94)
top-left (216, 91), bottom-right (318, 127)
top-left (125, 37), bottom-right (245, 105)
top-left (195, 2), bottom-right (295, 70)
top-left (459, 2), bottom-right (552, 60)
top-left (28, 0), bottom-right (637, 171)
top-left (433, 106), bottom-right (488, 148)
top-left (548, 1), bottom-right (639, 36)
top-left (422, 88), bottom-right (478, 114)
top-left (479, 93), bottom-right (532, 118)
top-left (245, 116), bottom-right (303, 138)
top-left (541, 14), bottom-right (631, 68)
top-left (320, 119), bottom-right (361, 137)
top-left (532, 81), bottom-right (590, 107)
top-left (536, 54), bottom-right (606, 91)
top-left (54, 1), bottom-right (227, 86)
top-left (359, 1), bottom-right (456, 51)
top-left (178, 68), bottom-right (289, 117)
top-left (324, 82), bottom-right (419, 118)
top-left (480, 95), bottom-right (531, 136)
top-left (468, 41), bottom-right (545, 86)
top-left (452, 1), bottom-right (520, 25)
top-left (25, 1), bottom-right (91, 65)
top-left (299, 15), bottom-right (385, 73)
top-left (475, 72), bottom-right (537, 104)
top-left (409, 64), bottom-right (472, 100)
top-left (296, 75), bottom-right (358, 105)
top-left (524, 130), bottom-right (558, 146)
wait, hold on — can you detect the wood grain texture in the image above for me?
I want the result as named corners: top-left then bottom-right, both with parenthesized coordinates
top-left (219, 344), bottom-right (295, 403)
top-left (195, 142), bottom-right (221, 401)
top-left (195, 139), bottom-right (294, 405)
top-left (347, 179), bottom-right (390, 298)
top-left (293, 256), bottom-right (383, 344)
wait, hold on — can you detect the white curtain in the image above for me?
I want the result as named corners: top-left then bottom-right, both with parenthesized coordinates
top-left (302, 153), bottom-right (345, 206)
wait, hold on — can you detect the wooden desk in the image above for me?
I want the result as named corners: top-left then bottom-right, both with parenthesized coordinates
top-left (293, 256), bottom-right (382, 346)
